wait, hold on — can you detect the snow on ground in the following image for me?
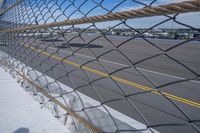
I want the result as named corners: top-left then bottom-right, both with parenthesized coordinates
top-left (0, 67), bottom-right (70, 133)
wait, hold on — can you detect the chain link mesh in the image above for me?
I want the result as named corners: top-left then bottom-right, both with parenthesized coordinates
top-left (0, 0), bottom-right (200, 133)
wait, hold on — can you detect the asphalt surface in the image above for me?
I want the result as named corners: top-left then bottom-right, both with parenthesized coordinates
top-left (3, 34), bottom-right (200, 133)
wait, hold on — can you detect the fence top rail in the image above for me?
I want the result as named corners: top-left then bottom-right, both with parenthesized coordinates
top-left (0, 0), bottom-right (200, 33)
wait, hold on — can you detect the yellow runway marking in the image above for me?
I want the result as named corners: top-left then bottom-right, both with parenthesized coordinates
top-left (25, 45), bottom-right (200, 108)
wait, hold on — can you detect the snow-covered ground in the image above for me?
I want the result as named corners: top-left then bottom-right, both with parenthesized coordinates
top-left (0, 67), bottom-right (70, 133)
top-left (0, 52), bottom-right (156, 133)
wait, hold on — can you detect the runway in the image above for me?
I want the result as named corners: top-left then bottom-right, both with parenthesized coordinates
top-left (5, 34), bottom-right (200, 133)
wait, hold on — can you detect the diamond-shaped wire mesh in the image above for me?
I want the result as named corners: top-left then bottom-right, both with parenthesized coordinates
top-left (0, 0), bottom-right (200, 133)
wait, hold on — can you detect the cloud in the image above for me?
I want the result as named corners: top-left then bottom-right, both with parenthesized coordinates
top-left (5, 0), bottom-right (199, 29)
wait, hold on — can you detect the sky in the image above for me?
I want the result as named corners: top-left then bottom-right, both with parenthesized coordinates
top-left (2, 0), bottom-right (200, 29)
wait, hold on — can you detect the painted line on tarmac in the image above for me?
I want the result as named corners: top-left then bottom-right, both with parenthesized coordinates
top-left (137, 68), bottom-right (200, 84)
top-left (50, 47), bottom-right (200, 84)
top-left (25, 45), bottom-right (200, 108)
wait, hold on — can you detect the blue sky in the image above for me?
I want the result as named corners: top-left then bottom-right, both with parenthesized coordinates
top-left (2, 0), bottom-right (200, 29)
top-left (53, 0), bottom-right (200, 28)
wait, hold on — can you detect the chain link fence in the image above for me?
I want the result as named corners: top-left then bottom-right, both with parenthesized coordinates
top-left (0, 0), bottom-right (200, 133)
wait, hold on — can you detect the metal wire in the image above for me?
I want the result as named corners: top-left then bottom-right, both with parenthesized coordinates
top-left (0, 0), bottom-right (200, 133)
